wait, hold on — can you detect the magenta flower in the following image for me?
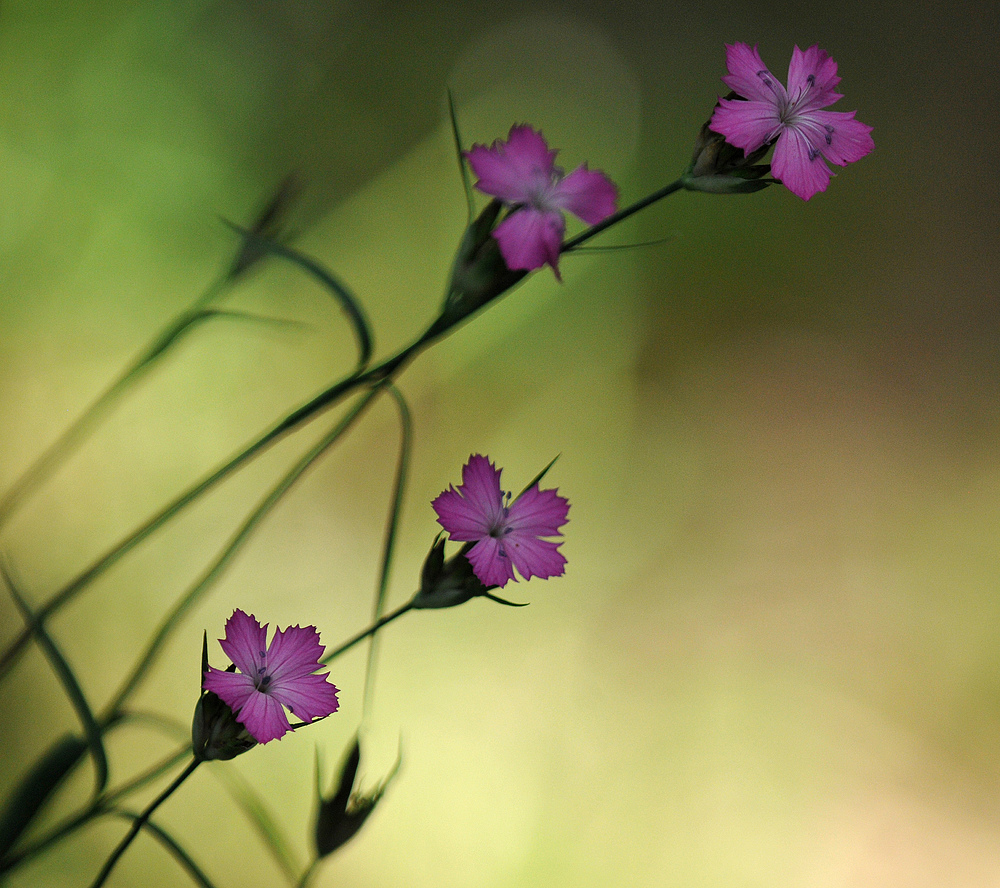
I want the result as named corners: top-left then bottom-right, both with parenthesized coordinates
top-left (709, 43), bottom-right (873, 201)
top-left (432, 454), bottom-right (570, 588)
top-left (465, 125), bottom-right (617, 279)
top-left (203, 609), bottom-right (340, 744)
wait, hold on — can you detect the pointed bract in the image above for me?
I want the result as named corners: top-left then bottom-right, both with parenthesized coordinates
top-left (203, 610), bottom-right (340, 744)
top-left (709, 43), bottom-right (873, 200)
top-left (432, 455), bottom-right (569, 588)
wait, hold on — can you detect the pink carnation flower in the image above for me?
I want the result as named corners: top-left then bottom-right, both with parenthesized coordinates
top-left (465, 125), bottom-right (617, 279)
top-left (203, 609), bottom-right (340, 744)
top-left (709, 43), bottom-right (873, 200)
top-left (432, 454), bottom-right (570, 588)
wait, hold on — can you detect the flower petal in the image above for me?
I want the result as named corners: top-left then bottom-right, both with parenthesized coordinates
top-left (807, 110), bottom-right (874, 165)
top-left (202, 667), bottom-right (257, 714)
top-left (506, 534), bottom-right (567, 581)
top-left (264, 623), bottom-right (325, 681)
top-left (218, 609), bottom-right (267, 678)
top-left (236, 688), bottom-right (292, 744)
top-left (492, 207), bottom-right (565, 276)
top-left (466, 125), bottom-right (559, 205)
top-left (460, 454), bottom-right (505, 517)
top-left (710, 98), bottom-right (781, 154)
top-left (465, 536), bottom-right (517, 588)
top-left (432, 486), bottom-right (491, 540)
top-left (433, 454), bottom-right (504, 540)
top-left (552, 165), bottom-right (618, 225)
top-left (772, 128), bottom-right (833, 201)
top-left (270, 672), bottom-right (340, 723)
top-left (721, 43), bottom-right (786, 105)
top-left (787, 44), bottom-right (842, 109)
top-left (507, 485), bottom-right (569, 538)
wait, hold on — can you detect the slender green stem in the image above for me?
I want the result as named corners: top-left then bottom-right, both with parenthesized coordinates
top-left (561, 178), bottom-right (685, 253)
top-left (102, 385), bottom-right (387, 719)
top-left (362, 385), bottom-right (412, 720)
top-left (0, 173), bottom-right (689, 681)
top-left (0, 274), bottom-right (228, 529)
top-left (110, 810), bottom-right (218, 888)
top-left (88, 757), bottom-right (201, 888)
top-left (0, 341), bottom-right (422, 682)
top-left (296, 859), bottom-right (319, 888)
top-left (322, 601), bottom-right (415, 664)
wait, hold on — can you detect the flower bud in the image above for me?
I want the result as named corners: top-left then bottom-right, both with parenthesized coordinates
top-left (411, 536), bottom-right (489, 609)
top-left (191, 632), bottom-right (257, 762)
top-left (682, 104), bottom-right (772, 195)
top-left (227, 173), bottom-right (301, 280)
top-left (314, 737), bottom-right (398, 858)
top-left (423, 200), bottom-right (527, 343)
top-left (191, 688), bottom-right (258, 762)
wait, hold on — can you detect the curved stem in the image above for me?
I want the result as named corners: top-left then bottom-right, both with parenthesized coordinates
top-left (0, 342), bottom-right (424, 682)
top-left (88, 757), bottom-right (201, 888)
top-left (362, 384), bottom-right (412, 721)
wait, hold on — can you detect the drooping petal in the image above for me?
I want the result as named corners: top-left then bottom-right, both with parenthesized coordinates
top-left (217, 609), bottom-right (267, 678)
top-left (507, 485), bottom-right (569, 538)
top-left (772, 128), bottom-right (833, 201)
top-left (552, 165), bottom-right (618, 225)
top-left (466, 125), bottom-right (558, 205)
top-left (710, 98), bottom-right (781, 154)
top-left (721, 43), bottom-right (785, 105)
top-left (807, 109), bottom-right (874, 165)
top-left (465, 536), bottom-right (517, 588)
top-left (505, 534), bottom-right (567, 581)
top-left (492, 207), bottom-right (565, 276)
top-left (237, 687), bottom-right (292, 744)
top-left (270, 672), bottom-right (340, 723)
top-left (265, 623), bottom-right (326, 681)
top-left (202, 667), bottom-right (257, 714)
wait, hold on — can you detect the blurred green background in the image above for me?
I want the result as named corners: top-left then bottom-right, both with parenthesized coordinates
top-left (2, 1), bottom-right (999, 886)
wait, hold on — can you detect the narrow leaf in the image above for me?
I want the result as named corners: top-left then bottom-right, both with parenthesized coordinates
top-left (106, 387), bottom-right (383, 716)
top-left (0, 734), bottom-right (87, 863)
top-left (2, 561), bottom-right (108, 796)
top-left (112, 810), bottom-right (219, 888)
top-left (363, 383), bottom-right (412, 715)
top-left (518, 454), bottom-right (560, 498)
top-left (209, 768), bottom-right (300, 883)
top-left (447, 88), bottom-right (475, 224)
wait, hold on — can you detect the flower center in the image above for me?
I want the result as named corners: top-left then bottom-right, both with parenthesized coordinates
top-left (256, 648), bottom-right (271, 692)
top-left (524, 167), bottom-right (561, 212)
top-left (488, 493), bottom-right (515, 556)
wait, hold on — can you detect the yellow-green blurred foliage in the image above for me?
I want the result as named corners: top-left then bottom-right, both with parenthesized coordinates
top-left (2, 1), bottom-right (1000, 886)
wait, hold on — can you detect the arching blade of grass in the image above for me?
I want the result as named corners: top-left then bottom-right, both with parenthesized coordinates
top-left (1, 562), bottom-right (108, 795)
